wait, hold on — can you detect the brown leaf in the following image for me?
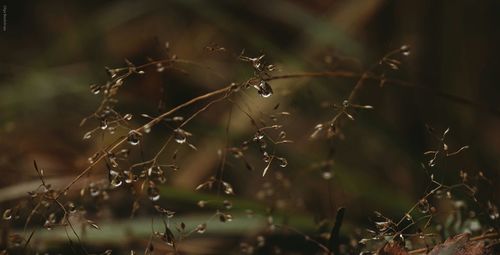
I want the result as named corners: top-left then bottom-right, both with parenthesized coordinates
top-left (427, 233), bottom-right (492, 255)
top-left (378, 242), bottom-right (409, 255)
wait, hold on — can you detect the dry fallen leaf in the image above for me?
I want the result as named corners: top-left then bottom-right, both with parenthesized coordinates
top-left (378, 242), bottom-right (409, 255)
top-left (427, 233), bottom-right (491, 255)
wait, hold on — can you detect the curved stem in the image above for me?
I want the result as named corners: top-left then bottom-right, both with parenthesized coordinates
top-left (56, 85), bottom-right (232, 199)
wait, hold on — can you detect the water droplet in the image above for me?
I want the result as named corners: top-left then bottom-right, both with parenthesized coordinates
top-left (253, 131), bottom-right (264, 141)
top-left (108, 154), bottom-right (119, 168)
top-left (89, 183), bottom-right (101, 197)
top-left (388, 62), bottom-right (399, 70)
top-left (310, 124), bottom-right (324, 139)
top-left (157, 176), bottom-right (166, 183)
top-left (223, 200), bottom-right (233, 210)
top-left (83, 131), bottom-right (92, 140)
top-left (148, 186), bottom-right (160, 201)
top-left (172, 116), bottom-right (184, 122)
top-left (279, 131), bottom-right (286, 139)
top-left (124, 172), bottom-right (136, 184)
top-left (144, 124), bottom-right (152, 133)
top-left (257, 81), bottom-right (273, 98)
top-left (166, 211), bottom-right (175, 219)
top-left (3, 209), bottom-right (12, 220)
top-left (240, 242), bottom-right (254, 254)
top-left (418, 199), bottom-right (430, 214)
top-left (219, 213), bottom-right (232, 222)
top-left (342, 100), bottom-right (349, 108)
top-left (147, 167), bottom-right (154, 176)
top-left (100, 119), bottom-right (108, 130)
top-left (124, 114), bottom-right (133, 121)
top-left (87, 220), bottom-right (101, 230)
top-left (44, 213), bottom-right (57, 230)
top-left (490, 211), bottom-right (499, 220)
top-left (90, 84), bottom-right (101, 94)
top-left (174, 129), bottom-right (187, 144)
top-left (322, 171), bottom-right (332, 180)
top-left (105, 67), bottom-right (118, 79)
top-left (486, 201), bottom-right (499, 220)
top-left (278, 158), bottom-right (288, 168)
top-left (88, 153), bottom-right (99, 164)
top-left (222, 182), bottom-right (234, 195)
top-left (253, 62), bottom-right (262, 71)
top-left (111, 177), bottom-right (122, 188)
top-left (262, 152), bottom-right (271, 163)
top-left (156, 63), bottom-right (165, 72)
top-left (405, 213), bottom-right (412, 221)
top-left (257, 235), bottom-right (266, 247)
top-left (67, 202), bottom-right (77, 213)
top-left (196, 223), bottom-right (207, 234)
top-left (400, 45), bottom-right (411, 56)
top-left (127, 130), bottom-right (142, 145)
top-left (197, 200), bottom-right (207, 208)
top-left (266, 64), bottom-right (276, 71)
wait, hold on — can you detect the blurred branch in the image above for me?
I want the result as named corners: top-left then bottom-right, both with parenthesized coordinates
top-left (267, 71), bottom-right (500, 118)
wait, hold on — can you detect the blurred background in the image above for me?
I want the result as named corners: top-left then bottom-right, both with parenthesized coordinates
top-left (1, 0), bottom-right (499, 254)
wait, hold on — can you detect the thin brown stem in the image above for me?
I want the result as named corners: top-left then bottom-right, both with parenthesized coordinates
top-left (56, 85), bottom-right (231, 199)
top-left (267, 70), bottom-right (500, 117)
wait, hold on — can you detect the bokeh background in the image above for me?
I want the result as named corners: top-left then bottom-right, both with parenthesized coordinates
top-left (1, 0), bottom-right (499, 254)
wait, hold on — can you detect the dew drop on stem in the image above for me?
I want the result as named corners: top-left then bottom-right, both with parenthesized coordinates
top-left (322, 171), bottom-right (332, 180)
top-left (105, 67), bottom-right (117, 78)
top-left (219, 213), bottom-right (232, 222)
top-left (3, 208), bottom-right (12, 220)
top-left (197, 200), bottom-right (207, 208)
top-left (67, 202), bottom-right (77, 213)
top-left (278, 157), bottom-right (288, 168)
top-left (172, 116), bottom-right (184, 122)
top-left (166, 210), bottom-right (175, 219)
top-left (108, 155), bottom-right (119, 168)
top-left (83, 131), bottom-right (92, 140)
top-left (174, 128), bottom-right (187, 144)
top-left (223, 200), bottom-right (233, 210)
top-left (124, 171), bottom-right (136, 184)
top-left (257, 235), bottom-right (266, 247)
top-left (222, 181), bottom-right (235, 195)
top-left (88, 152), bottom-right (99, 164)
top-left (143, 124), bottom-right (152, 134)
top-left (90, 84), bottom-right (101, 95)
top-left (148, 186), bottom-right (160, 201)
top-left (123, 114), bottom-right (133, 121)
top-left (262, 152), bottom-right (271, 163)
top-left (400, 45), bottom-right (411, 56)
top-left (342, 100), bottom-right (349, 108)
top-left (127, 130), bottom-right (142, 145)
top-left (156, 63), bottom-right (165, 72)
top-left (89, 184), bottom-right (101, 197)
top-left (109, 170), bottom-right (119, 178)
top-left (279, 131), bottom-right (286, 139)
top-left (111, 177), bottom-right (122, 188)
top-left (100, 119), bottom-right (108, 130)
top-left (257, 81), bottom-right (273, 98)
top-left (253, 131), bottom-right (264, 141)
top-left (418, 199), bottom-right (430, 214)
top-left (196, 223), bottom-right (207, 234)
